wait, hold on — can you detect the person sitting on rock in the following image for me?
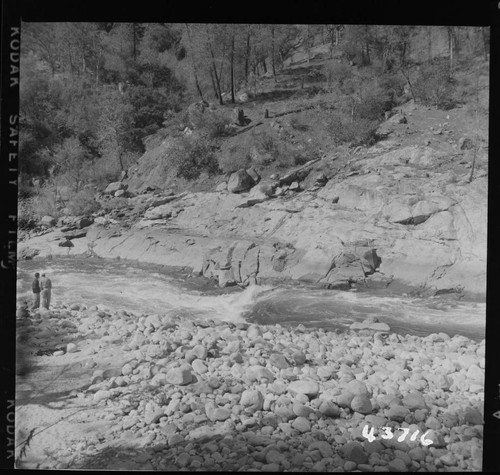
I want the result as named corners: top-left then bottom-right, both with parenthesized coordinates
top-left (31, 272), bottom-right (41, 310)
top-left (40, 273), bottom-right (52, 309)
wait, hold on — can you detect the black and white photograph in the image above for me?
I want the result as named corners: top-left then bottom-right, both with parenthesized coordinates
top-left (2, 1), bottom-right (499, 472)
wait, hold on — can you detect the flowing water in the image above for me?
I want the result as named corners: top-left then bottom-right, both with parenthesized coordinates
top-left (16, 257), bottom-right (486, 341)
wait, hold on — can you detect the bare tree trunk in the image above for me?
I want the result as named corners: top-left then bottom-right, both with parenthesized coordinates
top-left (469, 75), bottom-right (480, 183)
top-left (230, 33), bottom-right (236, 104)
top-left (209, 69), bottom-right (219, 101)
top-left (95, 47), bottom-right (102, 88)
top-left (244, 29), bottom-right (251, 86)
top-left (271, 26), bottom-right (277, 80)
top-left (261, 58), bottom-right (267, 74)
top-left (132, 23), bottom-right (137, 61)
top-left (118, 148), bottom-right (124, 171)
top-left (447, 26), bottom-right (455, 72)
top-left (400, 66), bottom-right (415, 100)
top-left (307, 25), bottom-right (312, 63)
top-left (212, 64), bottom-right (224, 105)
top-left (68, 44), bottom-right (75, 76)
top-left (207, 37), bottom-right (224, 105)
top-left (427, 25), bottom-right (432, 61)
top-left (364, 25), bottom-right (371, 65)
top-left (185, 24), bottom-right (205, 101)
top-left (400, 41), bottom-right (407, 66)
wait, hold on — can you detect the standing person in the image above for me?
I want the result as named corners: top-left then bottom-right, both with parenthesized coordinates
top-left (31, 272), bottom-right (41, 310)
top-left (40, 273), bottom-right (52, 309)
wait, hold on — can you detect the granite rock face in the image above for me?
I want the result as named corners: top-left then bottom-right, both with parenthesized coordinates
top-left (20, 144), bottom-right (487, 298)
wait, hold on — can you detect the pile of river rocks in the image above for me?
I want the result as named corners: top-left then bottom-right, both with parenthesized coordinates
top-left (17, 300), bottom-right (484, 471)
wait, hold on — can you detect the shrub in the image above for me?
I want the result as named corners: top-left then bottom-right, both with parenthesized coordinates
top-left (218, 144), bottom-right (252, 173)
top-left (18, 179), bottom-right (34, 199)
top-left (32, 188), bottom-right (59, 219)
top-left (18, 198), bottom-right (37, 230)
top-left (91, 155), bottom-right (127, 187)
top-left (291, 140), bottom-right (323, 166)
top-left (169, 136), bottom-right (219, 180)
top-left (327, 113), bottom-right (379, 146)
top-left (412, 62), bottom-right (457, 109)
top-left (189, 109), bottom-right (232, 139)
top-left (323, 61), bottom-right (353, 91)
top-left (251, 130), bottom-right (288, 167)
top-left (289, 113), bottom-right (310, 131)
top-left (356, 86), bottom-right (393, 121)
top-left (66, 189), bottom-right (101, 216)
top-left (378, 74), bottom-right (406, 102)
top-left (345, 118), bottom-right (380, 146)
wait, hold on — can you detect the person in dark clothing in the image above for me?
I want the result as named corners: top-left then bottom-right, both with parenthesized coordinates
top-left (32, 272), bottom-right (41, 310)
top-left (40, 273), bottom-right (52, 309)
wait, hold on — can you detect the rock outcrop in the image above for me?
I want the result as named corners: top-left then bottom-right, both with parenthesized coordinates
top-left (227, 169), bottom-right (256, 193)
top-left (19, 144), bottom-right (487, 298)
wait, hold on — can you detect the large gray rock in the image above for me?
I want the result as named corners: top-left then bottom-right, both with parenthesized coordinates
top-left (350, 394), bottom-right (373, 414)
top-left (205, 401), bottom-right (231, 422)
top-left (342, 441), bottom-right (368, 464)
top-left (144, 204), bottom-right (173, 220)
top-left (166, 364), bottom-right (193, 385)
top-left (291, 416), bottom-right (311, 433)
top-left (41, 216), bottom-right (57, 227)
top-left (319, 400), bottom-right (341, 417)
top-left (104, 182), bottom-right (126, 194)
top-left (227, 169), bottom-right (255, 193)
top-left (287, 379), bottom-right (319, 398)
top-left (245, 365), bottom-right (275, 383)
top-left (215, 182), bottom-right (227, 192)
top-left (402, 391), bottom-right (427, 410)
top-left (78, 217), bottom-right (94, 229)
top-left (246, 167), bottom-right (261, 184)
top-left (240, 389), bottom-right (264, 411)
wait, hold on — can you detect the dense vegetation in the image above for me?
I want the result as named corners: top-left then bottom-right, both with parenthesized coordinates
top-left (19, 23), bottom-right (489, 226)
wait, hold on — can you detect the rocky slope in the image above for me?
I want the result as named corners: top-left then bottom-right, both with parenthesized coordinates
top-left (16, 301), bottom-right (484, 470)
top-left (19, 103), bottom-right (488, 299)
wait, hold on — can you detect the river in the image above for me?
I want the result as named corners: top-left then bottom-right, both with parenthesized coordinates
top-left (16, 257), bottom-right (486, 341)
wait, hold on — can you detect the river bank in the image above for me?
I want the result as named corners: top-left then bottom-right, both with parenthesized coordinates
top-left (16, 298), bottom-right (484, 471)
top-left (16, 256), bottom-right (486, 341)
top-left (18, 136), bottom-right (489, 303)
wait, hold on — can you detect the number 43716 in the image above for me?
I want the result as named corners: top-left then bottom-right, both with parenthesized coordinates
top-left (362, 424), bottom-right (434, 445)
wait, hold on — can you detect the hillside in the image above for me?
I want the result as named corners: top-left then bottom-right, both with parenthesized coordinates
top-left (18, 26), bottom-right (489, 299)
top-left (123, 43), bottom-right (488, 196)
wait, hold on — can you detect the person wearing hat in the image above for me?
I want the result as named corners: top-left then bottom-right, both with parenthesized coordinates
top-left (31, 272), bottom-right (41, 310)
top-left (40, 273), bottom-right (52, 309)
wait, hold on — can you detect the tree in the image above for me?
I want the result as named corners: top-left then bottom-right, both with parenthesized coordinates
top-left (21, 23), bottom-right (60, 75)
top-left (20, 20), bottom-right (188, 190)
top-left (325, 25), bottom-right (343, 58)
top-left (19, 53), bottom-right (63, 178)
top-left (183, 23), bottom-right (206, 101)
top-left (97, 87), bottom-right (136, 172)
top-left (47, 137), bottom-right (92, 192)
top-left (342, 25), bottom-right (375, 66)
